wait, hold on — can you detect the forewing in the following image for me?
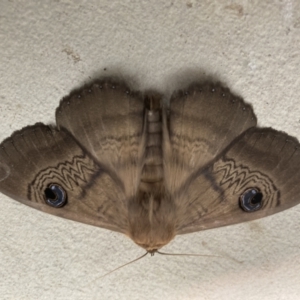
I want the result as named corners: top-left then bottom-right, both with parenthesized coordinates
top-left (175, 128), bottom-right (300, 234)
top-left (0, 124), bottom-right (131, 234)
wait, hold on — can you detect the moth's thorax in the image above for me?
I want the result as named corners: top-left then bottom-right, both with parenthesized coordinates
top-left (128, 192), bottom-right (176, 251)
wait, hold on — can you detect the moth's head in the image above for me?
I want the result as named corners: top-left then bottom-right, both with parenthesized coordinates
top-left (132, 230), bottom-right (175, 252)
top-left (128, 192), bottom-right (176, 252)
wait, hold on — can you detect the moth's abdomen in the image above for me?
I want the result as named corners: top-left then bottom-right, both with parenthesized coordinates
top-left (139, 96), bottom-right (163, 192)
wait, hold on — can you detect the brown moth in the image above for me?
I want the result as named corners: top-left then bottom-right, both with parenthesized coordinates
top-left (0, 78), bottom-right (300, 254)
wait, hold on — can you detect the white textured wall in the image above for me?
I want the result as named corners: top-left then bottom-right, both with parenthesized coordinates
top-left (1, 1), bottom-right (300, 299)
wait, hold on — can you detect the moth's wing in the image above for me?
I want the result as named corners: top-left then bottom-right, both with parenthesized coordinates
top-left (56, 80), bottom-right (146, 199)
top-left (163, 83), bottom-right (257, 192)
top-left (175, 127), bottom-right (300, 234)
top-left (0, 125), bottom-right (130, 233)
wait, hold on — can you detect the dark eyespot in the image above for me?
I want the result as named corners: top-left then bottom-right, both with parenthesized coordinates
top-left (239, 188), bottom-right (263, 212)
top-left (44, 184), bottom-right (67, 208)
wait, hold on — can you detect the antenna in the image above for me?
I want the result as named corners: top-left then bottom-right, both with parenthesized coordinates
top-left (85, 252), bottom-right (148, 287)
top-left (157, 251), bottom-right (222, 258)
top-left (85, 250), bottom-right (224, 287)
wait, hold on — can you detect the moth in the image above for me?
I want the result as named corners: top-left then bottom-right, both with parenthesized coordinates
top-left (0, 78), bottom-right (300, 254)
